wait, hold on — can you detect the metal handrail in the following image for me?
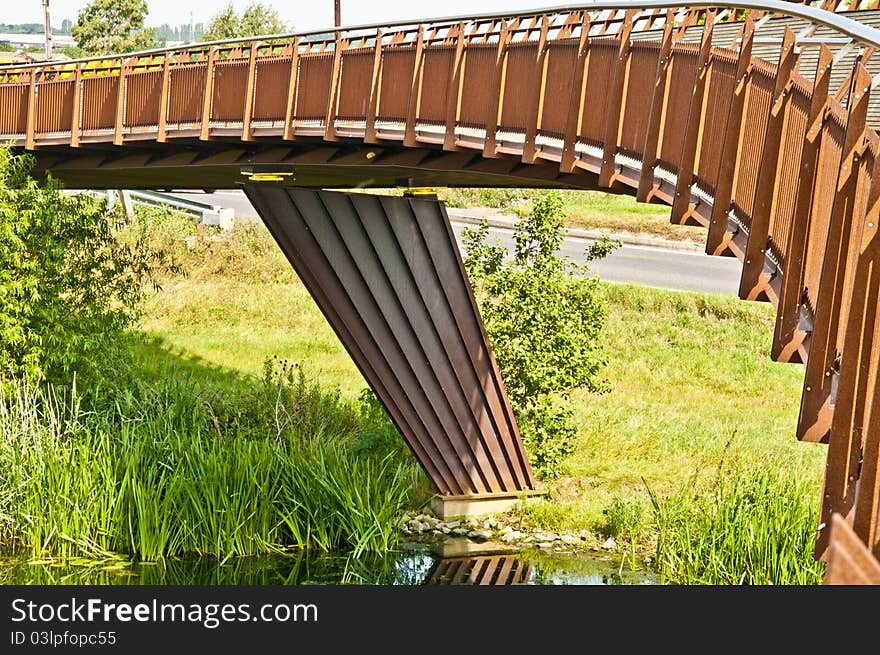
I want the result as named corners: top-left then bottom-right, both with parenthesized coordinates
top-left (2, 1), bottom-right (880, 72)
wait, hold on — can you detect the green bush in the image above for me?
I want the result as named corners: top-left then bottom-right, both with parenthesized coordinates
top-left (0, 149), bottom-right (151, 382)
top-left (462, 192), bottom-right (618, 478)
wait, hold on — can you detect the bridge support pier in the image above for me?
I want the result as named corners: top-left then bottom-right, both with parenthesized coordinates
top-left (243, 184), bottom-right (540, 511)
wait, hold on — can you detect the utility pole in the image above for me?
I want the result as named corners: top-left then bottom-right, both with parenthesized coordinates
top-left (334, 0), bottom-right (341, 27)
top-left (42, 0), bottom-right (52, 59)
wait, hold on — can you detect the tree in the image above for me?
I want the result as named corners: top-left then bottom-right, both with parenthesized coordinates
top-left (71, 0), bottom-right (161, 56)
top-left (0, 149), bottom-right (151, 382)
top-left (462, 193), bottom-right (619, 478)
top-left (203, 2), bottom-right (288, 40)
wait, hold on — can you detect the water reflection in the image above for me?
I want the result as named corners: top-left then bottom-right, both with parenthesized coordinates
top-left (0, 541), bottom-right (657, 586)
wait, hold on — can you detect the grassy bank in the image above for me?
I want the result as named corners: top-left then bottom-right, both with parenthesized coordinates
top-left (131, 213), bottom-right (827, 583)
top-left (2, 206), bottom-right (827, 582)
top-left (0, 362), bottom-right (425, 561)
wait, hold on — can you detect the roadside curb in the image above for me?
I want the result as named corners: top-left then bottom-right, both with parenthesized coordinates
top-left (446, 210), bottom-right (705, 253)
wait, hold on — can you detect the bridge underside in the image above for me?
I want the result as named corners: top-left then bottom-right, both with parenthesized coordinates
top-left (27, 143), bottom-right (605, 192)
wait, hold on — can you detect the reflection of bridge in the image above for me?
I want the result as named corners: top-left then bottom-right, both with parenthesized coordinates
top-left (3, 1), bottom-right (880, 581)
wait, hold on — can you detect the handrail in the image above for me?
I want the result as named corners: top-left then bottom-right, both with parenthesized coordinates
top-left (2, 1), bottom-right (880, 72)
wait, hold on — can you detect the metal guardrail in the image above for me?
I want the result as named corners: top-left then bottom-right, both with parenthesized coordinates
top-left (125, 190), bottom-right (235, 228)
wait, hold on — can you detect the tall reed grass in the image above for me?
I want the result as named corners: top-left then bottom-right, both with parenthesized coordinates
top-left (646, 463), bottom-right (826, 585)
top-left (0, 366), bottom-right (420, 561)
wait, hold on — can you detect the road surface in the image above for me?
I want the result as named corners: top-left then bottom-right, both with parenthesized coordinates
top-left (168, 190), bottom-right (742, 295)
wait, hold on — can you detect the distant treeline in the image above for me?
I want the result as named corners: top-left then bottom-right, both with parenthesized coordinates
top-left (1, 20), bottom-right (73, 35)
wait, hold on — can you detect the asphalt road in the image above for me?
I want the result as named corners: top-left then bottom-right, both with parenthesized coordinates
top-left (169, 190), bottom-right (742, 295)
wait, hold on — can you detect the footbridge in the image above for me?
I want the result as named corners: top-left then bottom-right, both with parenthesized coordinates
top-left (3, 1), bottom-right (880, 581)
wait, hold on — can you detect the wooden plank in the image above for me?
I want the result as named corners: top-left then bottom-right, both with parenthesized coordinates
top-left (402, 27), bottom-right (424, 148)
top-left (799, 66), bottom-right (871, 444)
top-left (824, 514), bottom-right (880, 583)
top-left (815, 135), bottom-right (880, 557)
top-left (772, 46), bottom-right (834, 363)
top-left (559, 14), bottom-right (591, 173)
top-left (364, 29), bottom-right (384, 144)
top-left (113, 60), bottom-right (129, 145)
top-left (199, 47), bottom-right (218, 141)
top-left (522, 15), bottom-right (550, 164)
top-left (738, 28), bottom-right (797, 301)
top-left (443, 23), bottom-right (467, 152)
top-left (670, 11), bottom-right (715, 226)
top-left (324, 36), bottom-right (346, 142)
top-left (69, 64), bottom-right (82, 148)
top-left (598, 10), bottom-right (635, 188)
top-left (241, 42), bottom-right (260, 142)
top-left (636, 11), bottom-right (675, 202)
top-left (282, 38), bottom-right (301, 141)
top-left (483, 22), bottom-right (511, 158)
top-left (25, 70), bottom-right (37, 150)
top-left (157, 51), bottom-right (172, 143)
top-left (705, 17), bottom-right (755, 255)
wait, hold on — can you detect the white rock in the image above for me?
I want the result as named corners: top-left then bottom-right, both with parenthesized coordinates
top-left (601, 537), bottom-right (617, 550)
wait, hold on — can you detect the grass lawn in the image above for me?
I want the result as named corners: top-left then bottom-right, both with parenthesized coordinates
top-left (140, 272), bottom-right (825, 533)
top-left (130, 207), bottom-right (827, 583)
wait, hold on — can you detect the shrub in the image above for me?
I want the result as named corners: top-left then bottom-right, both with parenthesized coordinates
top-left (462, 192), bottom-right (618, 478)
top-left (0, 149), bottom-right (152, 382)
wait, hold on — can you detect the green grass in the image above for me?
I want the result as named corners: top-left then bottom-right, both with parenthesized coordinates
top-left (439, 188), bottom-right (708, 242)
top-left (1, 204), bottom-right (828, 581)
top-left (0, 367), bottom-right (424, 561)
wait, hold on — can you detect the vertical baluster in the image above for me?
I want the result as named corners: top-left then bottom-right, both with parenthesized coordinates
top-left (364, 29), bottom-right (384, 144)
top-left (598, 10), bottom-right (635, 188)
top-left (670, 10), bottom-right (716, 225)
top-left (283, 38), bottom-right (301, 141)
top-left (242, 42), bottom-right (260, 141)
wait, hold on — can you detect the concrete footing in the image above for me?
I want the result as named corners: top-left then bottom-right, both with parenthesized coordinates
top-left (429, 490), bottom-right (545, 520)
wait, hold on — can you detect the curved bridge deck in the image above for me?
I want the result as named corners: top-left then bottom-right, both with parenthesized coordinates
top-left (2, 1), bottom-right (880, 577)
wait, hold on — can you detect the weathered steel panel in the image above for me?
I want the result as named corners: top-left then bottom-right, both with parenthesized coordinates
top-left (242, 186), bottom-right (538, 496)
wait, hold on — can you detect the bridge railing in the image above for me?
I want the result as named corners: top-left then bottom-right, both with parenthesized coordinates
top-left (2, 1), bottom-right (880, 576)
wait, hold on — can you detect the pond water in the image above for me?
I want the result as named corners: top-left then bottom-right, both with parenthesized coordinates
top-left (0, 539), bottom-right (659, 586)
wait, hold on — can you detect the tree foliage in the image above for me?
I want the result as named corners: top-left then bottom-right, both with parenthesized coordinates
top-left (462, 192), bottom-right (619, 478)
top-left (0, 150), bottom-right (151, 382)
top-left (203, 2), bottom-right (288, 40)
top-left (72, 0), bottom-right (160, 55)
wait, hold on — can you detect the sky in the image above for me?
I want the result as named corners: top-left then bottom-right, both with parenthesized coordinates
top-left (4, 1), bottom-right (554, 31)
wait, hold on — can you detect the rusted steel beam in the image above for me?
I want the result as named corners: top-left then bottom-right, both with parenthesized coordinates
top-left (824, 514), bottom-right (880, 583)
top-left (738, 27), bottom-right (798, 302)
top-left (705, 17), bottom-right (755, 256)
top-left (670, 10), bottom-right (715, 226)
top-left (816, 135), bottom-right (880, 558)
top-left (772, 45), bottom-right (834, 364)
top-left (243, 186), bottom-right (538, 497)
top-left (637, 11), bottom-right (675, 202)
top-left (598, 10), bottom-right (635, 188)
top-left (799, 65), bottom-right (871, 444)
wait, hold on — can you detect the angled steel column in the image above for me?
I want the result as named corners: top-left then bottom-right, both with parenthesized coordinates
top-left (243, 184), bottom-right (538, 499)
